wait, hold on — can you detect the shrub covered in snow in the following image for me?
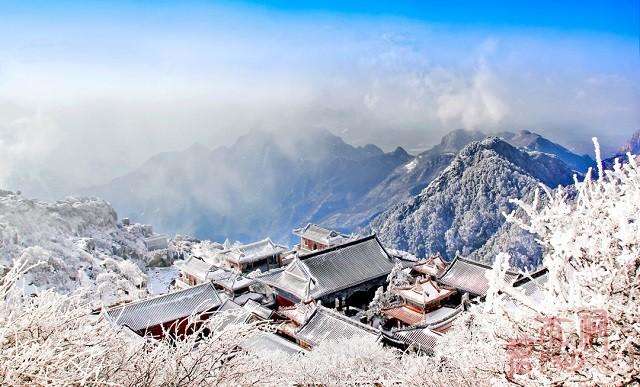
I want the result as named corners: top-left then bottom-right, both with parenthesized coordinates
top-left (0, 192), bottom-right (166, 304)
top-left (435, 142), bottom-right (640, 385)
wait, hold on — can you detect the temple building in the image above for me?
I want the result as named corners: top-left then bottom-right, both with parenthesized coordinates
top-left (382, 326), bottom-right (442, 354)
top-left (292, 223), bottom-right (355, 252)
top-left (411, 255), bottom-right (447, 278)
top-left (214, 238), bottom-right (288, 273)
top-left (175, 256), bottom-right (215, 287)
top-left (276, 303), bottom-right (379, 350)
top-left (144, 234), bottom-right (169, 251)
top-left (381, 279), bottom-right (458, 328)
top-left (104, 283), bottom-right (222, 340)
top-left (437, 256), bottom-right (520, 297)
top-left (257, 235), bottom-right (402, 308)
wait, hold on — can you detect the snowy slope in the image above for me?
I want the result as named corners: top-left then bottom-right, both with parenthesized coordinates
top-left (321, 129), bottom-right (486, 230)
top-left (497, 130), bottom-right (593, 173)
top-left (368, 137), bottom-right (575, 268)
top-left (0, 190), bottom-right (168, 305)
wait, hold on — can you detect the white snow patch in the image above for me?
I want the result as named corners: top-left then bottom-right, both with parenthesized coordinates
top-left (147, 266), bottom-right (178, 295)
top-left (404, 159), bottom-right (418, 173)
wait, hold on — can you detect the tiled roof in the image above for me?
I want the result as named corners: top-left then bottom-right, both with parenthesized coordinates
top-left (421, 305), bottom-right (463, 328)
top-left (221, 238), bottom-right (287, 264)
top-left (437, 256), bottom-right (519, 296)
top-left (392, 327), bottom-right (441, 353)
top-left (176, 257), bottom-right (215, 282)
top-left (233, 292), bottom-right (266, 306)
top-left (242, 299), bottom-right (273, 320)
top-left (382, 304), bottom-right (463, 327)
top-left (277, 303), bottom-right (316, 325)
top-left (209, 268), bottom-right (254, 291)
top-left (412, 256), bottom-right (447, 277)
top-left (258, 235), bottom-right (395, 301)
top-left (105, 283), bottom-right (222, 332)
top-left (241, 332), bottom-right (305, 356)
top-left (144, 234), bottom-right (169, 251)
top-left (504, 269), bottom-right (548, 310)
top-left (292, 223), bottom-right (352, 245)
top-left (394, 280), bottom-right (455, 307)
top-left (212, 300), bottom-right (252, 330)
top-left (382, 306), bottom-right (424, 326)
top-left (295, 306), bottom-right (378, 347)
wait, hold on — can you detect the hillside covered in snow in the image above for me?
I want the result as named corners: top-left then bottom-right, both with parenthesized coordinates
top-left (84, 128), bottom-right (593, 248)
top-left (0, 191), bottom-right (176, 305)
top-left (369, 137), bottom-right (576, 268)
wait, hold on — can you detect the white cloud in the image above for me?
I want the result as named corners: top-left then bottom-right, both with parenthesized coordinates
top-left (0, 8), bottom-right (637, 197)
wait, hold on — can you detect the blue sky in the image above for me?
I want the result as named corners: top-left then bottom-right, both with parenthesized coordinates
top-left (235, 0), bottom-right (639, 36)
top-left (0, 1), bottom-right (638, 195)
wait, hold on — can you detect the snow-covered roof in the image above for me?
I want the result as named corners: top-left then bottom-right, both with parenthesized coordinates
top-left (242, 299), bottom-right (273, 320)
top-left (105, 283), bottom-right (222, 332)
top-left (437, 256), bottom-right (519, 296)
top-left (292, 223), bottom-right (353, 245)
top-left (294, 306), bottom-right (378, 347)
top-left (504, 269), bottom-right (548, 310)
top-left (233, 291), bottom-right (266, 306)
top-left (175, 257), bottom-right (215, 282)
top-left (391, 327), bottom-right (441, 353)
top-left (277, 303), bottom-right (317, 325)
top-left (381, 305), bottom-right (424, 326)
top-left (512, 269), bottom-right (548, 296)
top-left (242, 332), bottom-right (305, 356)
top-left (420, 305), bottom-right (463, 328)
top-left (412, 256), bottom-right (447, 277)
top-left (144, 234), bottom-right (169, 251)
top-left (208, 268), bottom-right (255, 291)
top-left (257, 235), bottom-right (395, 301)
top-left (213, 300), bottom-right (252, 330)
top-left (219, 238), bottom-right (287, 264)
top-left (393, 279), bottom-right (455, 307)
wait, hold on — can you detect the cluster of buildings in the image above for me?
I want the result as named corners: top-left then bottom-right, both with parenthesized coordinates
top-left (103, 223), bottom-right (542, 356)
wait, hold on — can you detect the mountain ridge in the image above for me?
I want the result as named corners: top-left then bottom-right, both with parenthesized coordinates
top-left (368, 137), bottom-right (575, 267)
top-left (84, 128), bottom-right (588, 254)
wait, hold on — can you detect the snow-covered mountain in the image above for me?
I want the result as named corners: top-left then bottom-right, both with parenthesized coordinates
top-left (368, 137), bottom-right (576, 268)
top-left (602, 129), bottom-right (640, 169)
top-left (324, 129), bottom-right (590, 231)
top-left (323, 129), bottom-right (486, 230)
top-left (497, 130), bottom-right (594, 173)
top-left (84, 128), bottom-right (588, 248)
top-left (619, 130), bottom-right (640, 154)
top-left (0, 190), bottom-right (171, 305)
top-left (85, 128), bottom-right (411, 243)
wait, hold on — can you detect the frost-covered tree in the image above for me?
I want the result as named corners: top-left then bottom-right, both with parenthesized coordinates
top-left (387, 261), bottom-right (413, 288)
top-left (435, 140), bottom-right (640, 385)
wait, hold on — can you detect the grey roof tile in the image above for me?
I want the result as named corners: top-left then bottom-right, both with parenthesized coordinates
top-left (295, 306), bottom-right (378, 347)
top-left (392, 327), bottom-right (441, 353)
top-left (105, 283), bottom-right (222, 332)
top-left (258, 235), bottom-right (396, 300)
top-left (438, 256), bottom-right (519, 296)
top-left (242, 332), bottom-right (305, 355)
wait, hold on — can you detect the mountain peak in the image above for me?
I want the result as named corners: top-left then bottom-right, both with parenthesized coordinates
top-left (390, 146), bottom-right (410, 159)
top-left (439, 129), bottom-right (486, 151)
top-left (370, 136), bottom-right (574, 267)
top-left (620, 130), bottom-right (640, 154)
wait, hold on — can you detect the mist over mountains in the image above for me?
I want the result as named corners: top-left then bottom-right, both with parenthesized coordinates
top-left (85, 129), bottom-right (411, 243)
top-left (83, 128), bottom-right (596, 267)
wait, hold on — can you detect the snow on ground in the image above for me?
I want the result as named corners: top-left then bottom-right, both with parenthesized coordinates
top-left (404, 158), bottom-right (418, 173)
top-left (0, 190), bottom-right (174, 305)
top-left (147, 266), bottom-right (178, 295)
